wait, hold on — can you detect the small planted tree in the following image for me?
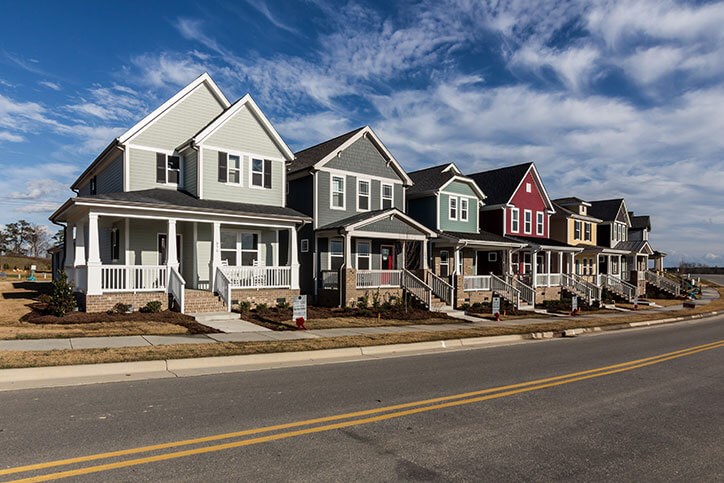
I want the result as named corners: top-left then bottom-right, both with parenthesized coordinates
top-left (48, 271), bottom-right (76, 316)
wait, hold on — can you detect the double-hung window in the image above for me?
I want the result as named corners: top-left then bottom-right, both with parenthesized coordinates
top-left (220, 231), bottom-right (259, 266)
top-left (228, 155), bottom-right (241, 184)
top-left (331, 176), bottom-right (345, 209)
top-left (156, 153), bottom-right (180, 185)
top-left (251, 158), bottom-right (272, 188)
top-left (381, 183), bottom-right (393, 209)
top-left (356, 240), bottom-right (371, 270)
top-left (511, 208), bottom-right (519, 233)
top-left (449, 197), bottom-right (458, 220)
top-left (584, 223), bottom-right (591, 241)
top-left (358, 180), bottom-right (370, 211)
top-left (329, 239), bottom-right (344, 270)
top-left (460, 198), bottom-right (469, 222)
top-left (524, 210), bottom-right (532, 234)
top-left (536, 211), bottom-right (544, 235)
top-left (574, 221), bottom-right (582, 240)
top-left (439, 250), bottom-right (449, 277)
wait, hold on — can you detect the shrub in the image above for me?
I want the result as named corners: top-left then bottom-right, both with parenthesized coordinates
top-left (276, 300), bottom-right (291, 310)
top-left (371, 289), bottom-right (381, 311)
top-left (2, 263), bottom-right (8, 270)
top-left (111, 303), bottom-right (132, 314)
top-left (256, 303), bottom-right (269, 314)
top-left (140, 300), bottom-right (163, 313)
top-left (238, 301), bottom-right (251, 315)
top-left (356, 292), bottom-right (370, 309)
top-left (47, 271), bottom-right (76, 317)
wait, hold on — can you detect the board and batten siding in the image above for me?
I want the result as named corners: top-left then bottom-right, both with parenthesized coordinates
top-left (203, 105), bottom-right (285, 159)
top-left (131, 85), bottom-right (225, 150)
top-left (200, 148), bottom-right (284, 205)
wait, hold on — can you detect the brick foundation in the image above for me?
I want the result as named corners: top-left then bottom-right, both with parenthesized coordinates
top-left (535, 286), bottom-right (562, 302)
top-left (460, 289), bottom-right (493, 306)
top-left (231, 288), bottom-right (300, 308)
top-left (84, 292), bottom-right (168, 313)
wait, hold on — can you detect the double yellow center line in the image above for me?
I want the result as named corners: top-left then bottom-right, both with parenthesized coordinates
top-left (3, 339), bottom-right (723, 482)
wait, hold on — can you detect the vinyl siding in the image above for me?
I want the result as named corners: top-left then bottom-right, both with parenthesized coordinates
top-left (126, 219), bottom-right (162, 266)
top-left (78, 153), bottom-right (124, 195)
top-left (203, 105), bottom-right (285, 159)
top-left (357, 217), bottom-right (425, 236)
top-left (195, 223), bottom-right (212, 289)
top-left (183, 150), bottom-right (198, 197)
top-left (324, 137), bottom-right (400, 180)
top-left (442, 181), bottom-right (477, 197)
top-left (200, 147), bottom-right (284, 205)
top-left (438, 192), bottom-right (478, 233)
top-left (407, 197), bottom-right (437, 230)
top-left (132, 84), bottom-right (225, 150)
top-left (128, 148), bottom-right (175, 191)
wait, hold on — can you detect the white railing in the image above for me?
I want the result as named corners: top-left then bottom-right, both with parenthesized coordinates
top-left (220, 266), bottom-right (291, 289)
top-left (509, 275), bottom-right (535, 306)
top-left (493, 274), bottom-right (522, 308)
top-left (320, 270), bottom-right (340, 290)
top-left (401, 270), bottom-right (432, 307)
top-left (427, 271), bottom-right (454, 305)
top-left (561, 273), bottom-right (594, 303)
top-left (168, 267), bottom-right (186, 313)
top-left (572, 273), bottom-right (601, 302)
top-left (356, 270), bottom-right (402, 288)
top-left (645, 270), bottom-right (680, 296)
top-left (637, 271), bottom-right (646, 281)
top-left (214, 267), bottom-right (232, 313)
top-left (100, 265), bottom-right (167, 292)
top-left (464, 275), bottom-right (492, 291)
top-left (549, 273), bottom-right (561, 286)
top-left (600, 273), bottom-right (637, 302)
top-left (534, 273), bottom-right (563, 287)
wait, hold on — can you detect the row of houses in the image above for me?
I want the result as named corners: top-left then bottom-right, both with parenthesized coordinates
top-left (49, 73), bottom-right (676, 314)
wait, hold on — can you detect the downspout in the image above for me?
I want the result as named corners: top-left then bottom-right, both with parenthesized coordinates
top-left (51, 219), bottom-right (67, 273)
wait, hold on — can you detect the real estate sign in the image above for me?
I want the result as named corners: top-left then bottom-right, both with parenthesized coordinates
top-left (492, 296), bottom-right (501, 314)
top-left (293, 295), bottom-right (307, 321)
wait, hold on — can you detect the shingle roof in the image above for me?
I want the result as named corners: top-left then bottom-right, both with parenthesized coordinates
top-left (588, 199), bottom-right (624, 221)
top-left (551, 201), bottom-right (602, 222)
top-left (467, 162), bottom-right (532, 206)
top-left (288, 127), bottom-right (365, 174)
top-left (76, 189), bottom-right (311, 221)
top-left (629, 213), bottom-right (651, 231)
top-left (439, 230), bottom-right (524, 246)
top-left (407, 164), bottom-right (456, 195)
top-left (614, 240), bottom-right (653, 254)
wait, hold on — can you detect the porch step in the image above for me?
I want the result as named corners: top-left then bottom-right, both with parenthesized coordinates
top-left (191, 312), bottom-right (269, 333)
top-left (184, 289), bottom-right (227, 313)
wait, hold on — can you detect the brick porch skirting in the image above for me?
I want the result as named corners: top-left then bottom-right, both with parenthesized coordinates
top-left (84, 292), bottom-right (168, 313)
top-left (461, 290), bottom-right (493, 306)
top-left (231, 288), bottom-right (300, 308)
top-left (536, 286), bottom-right (562, 302)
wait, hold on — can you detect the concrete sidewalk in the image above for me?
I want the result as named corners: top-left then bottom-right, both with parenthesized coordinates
top-left (0, 289), bottom-right (717, 353)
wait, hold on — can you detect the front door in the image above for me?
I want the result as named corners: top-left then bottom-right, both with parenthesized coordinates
top-left (381, 245), bottom-right (395, 270)
top-left (158, 234), bottom-right (182, 270)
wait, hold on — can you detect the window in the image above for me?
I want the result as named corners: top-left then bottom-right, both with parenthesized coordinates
top-left (584, 223), bottom-right (592, 241)
top-left (220, 230), bottom-right (259, 266)
top-left (524, 210), bottom-right (532, 234)
top-left (331, 176), bottom-right (345, 209)
top-left (358, 180), bottom-right (370, 211)
top-left (301, 239), bottom-right (309, 253)
top-left (356, 240), bottom-right (371, 270)
top-left (488, 252), bottom-right (498, 262)
top-left (525, 182), bottom-right (531, 193)
top-left (381, 183), bottom-right (393, 209)
top-left (439, 250), bottom-right (449, 277)
top-left (575, 259), bottom-right (581, 275)
top-left (460, 198), bottom-right (469, 222)
top-left (536, 211), bottom-right (544, 235)
top-left (251, 158), bottom-right (272, 188)
top-left (536, 254), bottom-right (545, 273)
top-left (228, 155), bottom-right (241, 184)
top-left (612, 257), bottom-right (619, 275)
top-left (523, 252), bottom-right (531, 274)
top-left (511, 208), bottom-right (520, 233)
top-left (574, 221), bottom-right (582, 240)
top-left (90, 176), bottom-right (97, 195)
top-left (449, 197), bottom-right (458, 220)
top-left (156, 153), bottom-right (180, 184)
top-left (110, 228), bottom-right (120, 261)
top-left (329, 238), bottom-right (344, 270)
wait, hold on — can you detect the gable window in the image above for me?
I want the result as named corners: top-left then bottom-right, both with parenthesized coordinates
top-left (329, 238), bottom-right (344, 270)
top-left (584, 223), bottom-right (592, 241)
top-left (90, 176), bottom-right (97, 195)
top-left (110, 228), bottom-right (120, 262)
top-left (301, 239), bottom-right (309, 253)
top-left (524, 210), bottom-right (532, 234)
top-left (511, 208), bottom-right (520, 233)
top-left (460, 198), bottom-right (469, 222)
top-left (251, 158), bottom-right (272, 188)
top-left (536, 211), bottom-right (544, 235)
top-left (525, 182), bottom-right (532, 193)
top-left (228, 155), bottom-right (241, 184)
top-left (574, 221), bottom-right (582, 240)
top-left (156, 153), bottom-right (180, 185)
top-left (358, 180), bottom-right (370, 211)
top-left (356, 240), bottom-right (371, 270)
top-left (331, 176), bottom-right (345, 209)
top-left (381, 183), bottom-right (393, 209)
top-left (449, 197), bottom-right (458, 220)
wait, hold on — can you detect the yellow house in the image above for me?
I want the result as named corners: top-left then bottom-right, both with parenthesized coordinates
top-left (549, 197), bottom-right (603, 283)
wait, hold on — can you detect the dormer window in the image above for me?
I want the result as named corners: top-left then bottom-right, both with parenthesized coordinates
top-left (156, 153), bottom-right (180, 185)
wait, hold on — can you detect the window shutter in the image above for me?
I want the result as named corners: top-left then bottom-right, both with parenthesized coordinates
top-left (156, 153), bottom-right (166, 183)
top-left (264, 159), bottom-right (272, 189)
top-left (218, 151), bottom-right (227, 183)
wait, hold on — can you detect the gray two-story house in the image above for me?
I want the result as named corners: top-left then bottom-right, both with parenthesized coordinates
top-left (286, 126), bottom-right (436, 307)
top-left (50, 73), bottom-right (310, 313)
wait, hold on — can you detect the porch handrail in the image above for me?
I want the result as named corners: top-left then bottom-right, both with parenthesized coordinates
top-left (401, 269), bottom-right (432, 307)
top-left (645, 270), bottom-right (680, 296)
top-left (599, 273), bottom-right (637, 302)
top-left (507, 275), bottom-right (534, 306)
top-left (220, 266), bottom-right (291, 289)
top-left (561, 273), bottom-right (593, 303)
top-left (168, 266), bottom-right (186, 313)
top-left (100, 265), bottom-right (167, 292)
top-left (572, 273), bottom-right (601, 302)
top-left (493, 274), bottom-right (522, 308)
top-left (214, 267), bottom-right (232, 313)
top-left (463, 275), bottom-right (492, 291)
top-left (427, 271), bottom-right (454, 305)
top-left (356, 269), bottom-right (402, 288)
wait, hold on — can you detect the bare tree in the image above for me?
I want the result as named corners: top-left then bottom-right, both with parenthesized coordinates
top-left (27, 225), bottom-right (51, 258)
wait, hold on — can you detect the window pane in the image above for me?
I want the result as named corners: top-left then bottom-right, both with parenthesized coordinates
top-left (359, 196), bottom-right (369, 210)
top-left (359, 181), bottom-right (369, 195)
top-left (333, 177), bottom-right (344, 192)
top-left (168, 156), bottom-right (180, 170)
top-left (229, 155), bottom-right (240, 169)
top-left (252, 158), bottom-right (263, 172)
top-left (358, 257), bottom-right (370, 270)
top-left (241, 252), bottom-right (257, 266)
top-left (330, 255), bottom-right (343, 271)
top-left (383, 184), bottom-right (392, 197)
top-left (358, 242), bottom-right (370, 256)
top-left (167, 170), bottom-right (179, 184)
top-left (221, 251), bottom-right (237, 266)
top-left (333, 192), bottom-right (344, 207)
top-left (221, 232), bottom-right (236, 249)
top-left (241, 233), bottom-right (257, 250)
top-left (229, 170), bottom-right (239, 184)
top-left (330, 239), bottom-right (343, 255)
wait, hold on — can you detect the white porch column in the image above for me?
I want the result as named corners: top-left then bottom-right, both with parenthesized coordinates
top-left (401, 241), bottom-right (406, 271)
top-left (453, 247), bottom-right (461, 276)
top-left (210, 221), bottom-right (221, 291)
top-left (421, 240), bottom-right (429, 270)
top-left (289, 227), bottom-right (299, 289)
top-left (167, 219), bottom-right (179, 271)
top-left (125, 219), bottom-right (131, 290)
top-left (73, 221), bottom-right (86, 267)
top-left (508, 249), bottom-right (514, 275)
top-left (345, 232), bottom-right (352, 268)
top-left (607, 254), bottom-right (612, 277)
top-left (558, 251), bottom-right (563, 275)
top-left (569, 253), bottom-right (575, 275)
top-left (86, 213), bottom-right (101, 295)
top-left (546, 251), bottom-right (551, 286)
top-left (531, 249), bottom-right (538, 288)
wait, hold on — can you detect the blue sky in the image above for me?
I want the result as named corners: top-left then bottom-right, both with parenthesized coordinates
top-left (0, 0), bottom-right (723, 265)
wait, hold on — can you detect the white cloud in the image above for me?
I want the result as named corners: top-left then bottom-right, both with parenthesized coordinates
top-left (0, 131), bottom-right (24, 142)
top-left (39, 80), bottom-right (61, 91)
top-left (130, 52), bottom-right (207, 89)
top-left (243, 0), bottom-right (299, 34)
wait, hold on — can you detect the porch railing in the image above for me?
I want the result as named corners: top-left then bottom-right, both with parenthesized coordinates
top-left (427, 271), bottom-right (453, 305)
top-left (463, 275), bottom-right (491, 291)
top-left (599, 273), bottom-right (637, 302)
top-left (572, 273), bottom-right (601, 302)
top-left (214, 267), bottom-right (232, 313)
top-left (561, 273), bottom-right (595, 303)
top-left (100, 265), bottom-right (167, 292)
top-left (507, 275), bottom-right (535, 306)
top-left (356, 270), bottom-right (402, 288)
top-left (534, 273), bottom-right (562, 287)
top-left (493, 274), bottom-right (522, 308)
top-left (645, 270), bottom-right (680, 296)
top-left (168, 267), bottom-right (186, 313)
top-left (401, 270), bottom-right (432, 307)
top-left (320, 270), bottom-right (340, 290)
top-left (220, 266), bottom-right (291, 289)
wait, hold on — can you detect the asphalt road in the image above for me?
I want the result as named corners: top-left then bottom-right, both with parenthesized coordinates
top-left (1, 317), bottom-right (723, 482)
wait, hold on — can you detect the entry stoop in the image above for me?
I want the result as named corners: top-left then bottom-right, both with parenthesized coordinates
top-left (184, 289), bottom-right (227, 314)
top-left (191, 312), bottom-right (270, 333)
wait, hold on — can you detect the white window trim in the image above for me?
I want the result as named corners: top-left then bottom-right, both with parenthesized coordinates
top-left (449, 196), bottom-right (458, 221)
top-left (301, 239), bottom-right (309, 253)
top-left (157, 153), bottom-right (183, 187)
top-left (220, 229), bottom-right (261, 267)
top-left (226, 153), bottom-right (243, 186)
top-left (460, 197), bottom-right (469, 222)
top-left (511, 208), bottom-right (520, 233)
top-left (536, 211), bottom-right (544, 235)
top-left (584, 222), bottom-right (592, 241)
top-left (356, 239), bottom-right (371, 270)
top-left (381, 182), bottom-right (394, 210)
top-left (574, 220), bottom-right (582, 240)
top-left (525, 182), bottom-right (532, 193)
top-left (330, 175), bottom-right (346, 210)
top-left (357, 179), bottom-right (371, 212)
top-left (328, 237), bottom-right (344, 270)
top-left (439, 250), bottom-right (450, 276)
top-left (488, 252), bottom-right (497, 262)
top-left (524, 209), bottom-right (532, 234)
top-left (249, 157), bottom-right (269, 190)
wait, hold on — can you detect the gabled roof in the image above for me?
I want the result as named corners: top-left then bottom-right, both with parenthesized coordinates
top-left (316, 208), bottom-right (436, 236)
top-left (614, 240), bottom-right (654, 255)
top-left (438, 230), bottom-right (525, 248)
top-left (553, 196), bottom-right (591, 207)
top-left (589, 199), bottom-right (631, 225)
top-left (551, 201), bottom-right (602, 223)
top-left (289, 126), bottom-right (414, 185)
top-left (629, 213), bottom-right (651, 231)
top-left (408, 163), bottom-right (486, 200)
top-left (467, 162), bottom-right (553, 211)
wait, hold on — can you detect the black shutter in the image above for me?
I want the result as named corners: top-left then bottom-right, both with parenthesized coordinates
top-left (264, 159), bottom-right (272, 189)
top-left (218, 151), bottom-right (227, 183)
top-left (156, 153), bottom-right (166, 183)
